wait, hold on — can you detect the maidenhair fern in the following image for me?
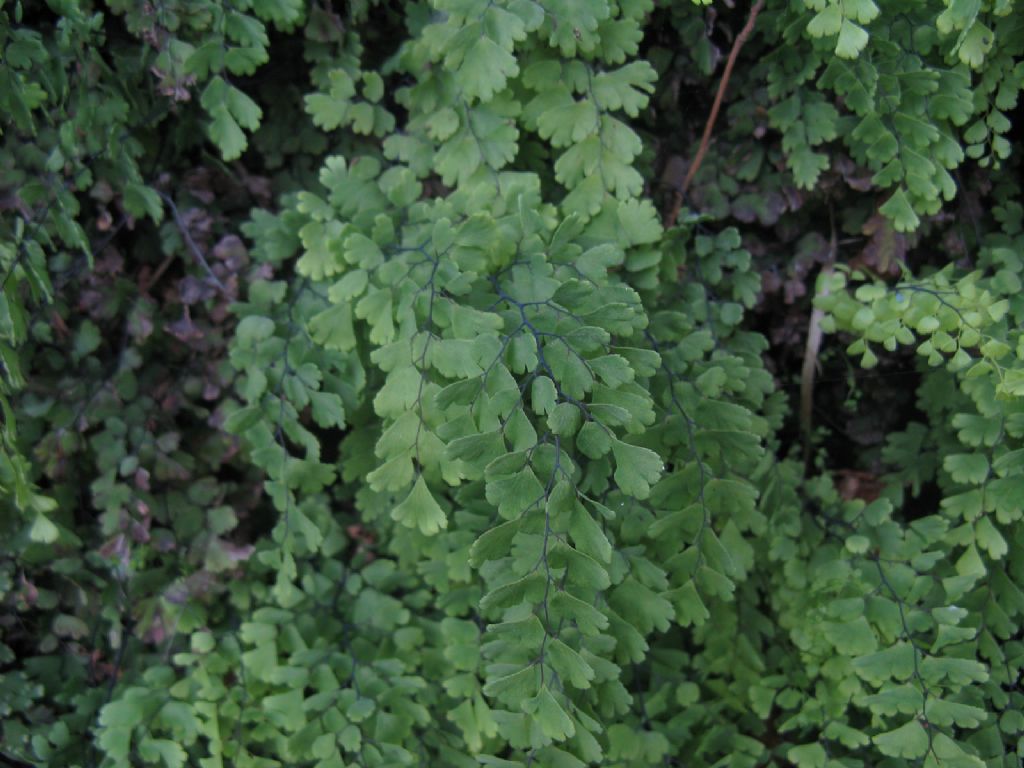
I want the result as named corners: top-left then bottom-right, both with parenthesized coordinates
top-left (215, 0), bottom-right (1024, 764)
top-left (2, 0), bottom-right (1024, 766)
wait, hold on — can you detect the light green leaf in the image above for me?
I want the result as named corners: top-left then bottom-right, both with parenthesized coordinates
top-left (807, 5), bottom-right (842, 37)
top-left (835, 19), bottom-right (869, 59)
top-left (29, 513), bottom-right (59, 543)
top-left (391, 475), bottom-right (448, 535)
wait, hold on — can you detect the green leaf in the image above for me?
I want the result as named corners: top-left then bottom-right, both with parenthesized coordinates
top-left (548, 541), bottom-right (611, 591)
top-left (873, 718), bottom-right (929, 758)
top-left (611, 439), bottom-right (663, 499)
top-left (549, 590), bottom-right (609, 636)
top-left (879, 188), bottom-right (920, 232)
top-left (823, 615), bottom-right (878, 655)
top-left (524, 687), bottom-right (575, 741)
top-left (236, 315), bottom-right (276, 346)
top-left (532, 376), bottom-right (557, 416)
top-left (305, 69), bottom-right (356, 129)
top-left (944, 452), bottom-right (990, 485)
top-left (373, 366), bottom-right (422, 419)
top-left (454, 37), bottom-right (518, 103)
top-left (788, 743), bottom-right (827, 768)
top-left (100, 698), bottom-right (146, 729)
top-left (201, 76), bottom-right (263, 160)
top-left (807, 5), bottom-right (842, 37)
top-left (29, 513), bottom-right (59, 543)
top-left (73, 319), bottom-right (102, 362)
top-left (309, 390), bottom-right (345, 428)
top-left (853, 642), bottom-right (916, 683)
top-left (577, 420), bottom-right (611, 458)
top-left (788, 146), bottom-right (830, 189)
top-left (138, 738), bottom-right (186, 768)
top-left (974, 516), bottom-right (1007, 559)
top-left (546, 638), bottom-right (595, 689)
top-left (608, 577), bottom-right (673, 634)
top-left (667, 580), bottom-right (710, 627)
top-left (123, 183), bottom-right (164, 223)
top-left (835, 19), bottom-right (869, 59)
top-left (483, 664), bottom-right (542, 703)
top-left (480, 572), bottom-right (547, 612)
top-left (541, 0), bottom-right (610, 53)
top-left (844, 0), bottom-right (879, 24)
top-left (925, 697), bottom-right (987, 728)
top-left (486, 464), bottom-right (546, 519)
top-left (957, 22), bottom-right (993, 69)
top-left (591, 62), bottom-right (656, 118)
top-left (347, 697), bottom-right (376, 722)
top-left (470, 519), bottom-right (521, 567)
top-left (549, 402), bottom-right (582, 437)
top-left (53, 614), bottom-right (89, 639)
top-left (569, 505), bottom-right (612, 563)
top-left (391, 475), bottom-right (448, 535)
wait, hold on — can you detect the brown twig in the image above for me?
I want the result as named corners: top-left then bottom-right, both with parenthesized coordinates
top-left (801, 207), bottom-right (838, 471)
top-left (155, 190), bottom-right (229, 296)
top-left (139, 252), bottom-right (176, 295)
top-left (664, 0), bottom-right (765, 229)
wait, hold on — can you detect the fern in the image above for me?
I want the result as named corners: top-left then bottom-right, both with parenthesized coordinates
top-left (2, 0), bottom-right (1024, 766)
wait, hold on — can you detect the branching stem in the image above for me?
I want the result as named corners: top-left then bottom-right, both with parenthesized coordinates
top-left (156, 190), bottom-right (230, 295)
top-left (665, 0), bottom-right (765, 229)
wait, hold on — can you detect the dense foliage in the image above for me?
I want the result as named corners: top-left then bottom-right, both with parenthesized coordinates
top-left (2, 0), bottom-right (1023, 766)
